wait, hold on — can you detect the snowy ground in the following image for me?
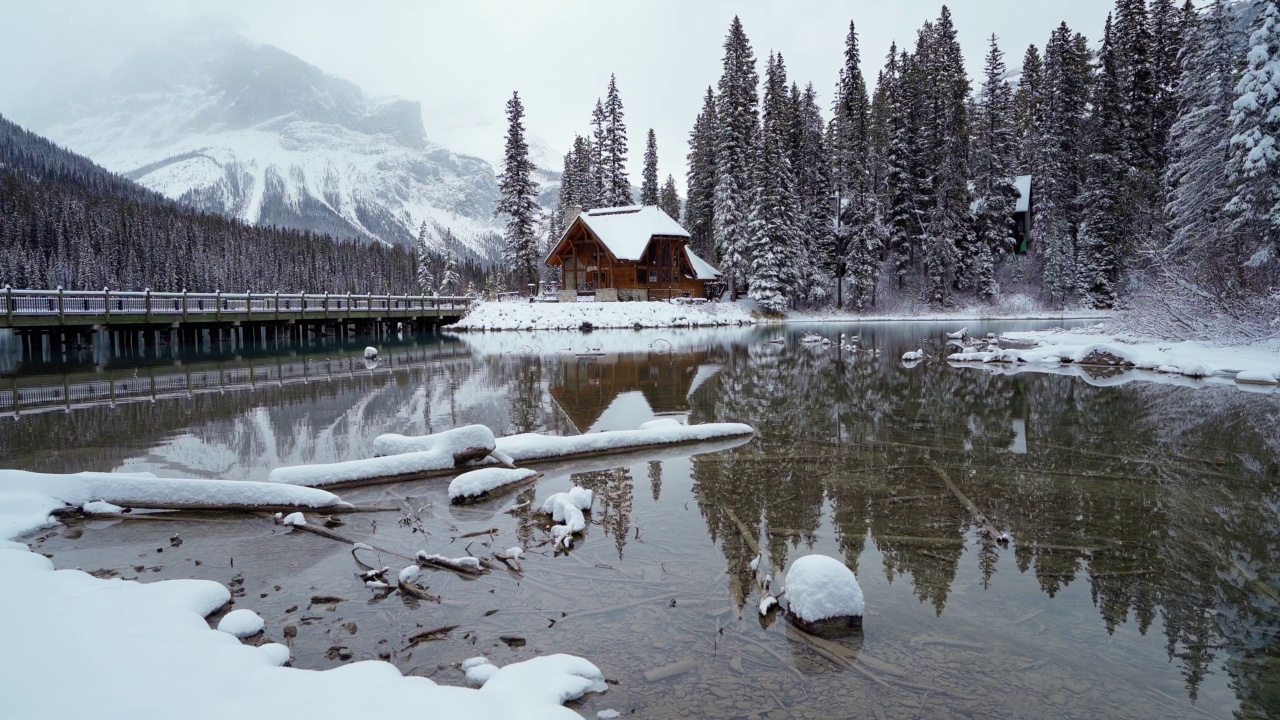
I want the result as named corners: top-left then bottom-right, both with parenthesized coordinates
top-left (446, 300), bottom-right (755, 331)
top-left (0, 475), bottom-right (608, 720)
top-left (947, 324), bottom-right (1280, 392)
top-left (785, 308), bottom-right (1111, 323)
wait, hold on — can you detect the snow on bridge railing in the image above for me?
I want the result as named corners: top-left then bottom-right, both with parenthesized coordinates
top-left (0, 288), bottom-right (477, 323)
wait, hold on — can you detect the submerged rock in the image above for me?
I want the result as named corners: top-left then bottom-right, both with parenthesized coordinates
top-left (785, 555), bottom-right (864, 637)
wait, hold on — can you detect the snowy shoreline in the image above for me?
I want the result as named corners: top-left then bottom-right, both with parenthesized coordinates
top-left (947, 324), bottom-right (1280, 392)
top-left (447, 300), bottom-right (756, 331)
top-left (783, 310), bottom-right (1111, 324)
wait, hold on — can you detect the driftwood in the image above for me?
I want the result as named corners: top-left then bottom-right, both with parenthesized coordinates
top-left (929, 462), bottom-right (1005, 543)
top-left (285, 520), bottom-right (417, 562)
top-left (53, 503), bottom-right (391, 517)
top-left (404, 624), bottom-right (458, 648)
top-left (415, 553), bottom-right (487, 576)
top-left (398, 578), bottom-right (442, 603)
top-left (450, 472), bottom-right (544, 505)
top-left (644, 658), bottom-right (698, 682)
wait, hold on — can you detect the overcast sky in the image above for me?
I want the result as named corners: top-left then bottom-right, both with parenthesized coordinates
top-left (0, 0), bottom-right (1115, 186)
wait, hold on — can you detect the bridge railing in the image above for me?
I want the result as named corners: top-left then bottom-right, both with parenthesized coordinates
top-left (2, 289), bottom-right (476, 322)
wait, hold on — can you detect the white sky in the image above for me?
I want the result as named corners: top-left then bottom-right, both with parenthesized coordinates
top-left (0, 0), bottom-right (1114, 187)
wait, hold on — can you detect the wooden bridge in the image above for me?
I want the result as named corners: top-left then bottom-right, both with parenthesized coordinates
top-left (1, 289), bottom-right (477, 352)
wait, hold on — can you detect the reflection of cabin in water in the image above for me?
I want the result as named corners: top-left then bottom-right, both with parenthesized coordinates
top-left (549, 352), bottom-right (721, 433)
top-left (545, 206), bottom-right (723, 301)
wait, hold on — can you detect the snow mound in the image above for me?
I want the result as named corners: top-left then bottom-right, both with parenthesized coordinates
top-left (494, 422), bottom-right (754, 464)
top-left (540, 487), bottom-right (593, 534)
top-left (371, 424), bottom-right (497, 459)
top-left (282, 512), bottom-right (306, 526)
top-left (259, 643), bottom-right (291, 666)
top-left (598, 711), bottom-right (621, 719)
top-left (448, 300), bottom-right (755, 331)
top-left (364, 346), bottom-right (379, 359)
top-left (901, 350), bottom-right (925, 362)
top-left (462, 656), bottom-right (492, 670)
top-left (466, 660), bottom-right (500, 687)
top-left (81, 500), bottom-right (125, 514)
top-left (0, 470), bottom-right (347, 540)
top-left (449, 468), bottom-right (539, 501)
top-left (1237, 369), bottom-right (1279, 384)
top-left (397, 565), bottom-right (422, 584)
top-left (785, 555), bottom-right (865, 623)
top-left (638, 418), bottom-right (683, 430)
top-left (216, 608), bottom-right (265, 638)
top-left (0, 542), bottom-right (607, 720)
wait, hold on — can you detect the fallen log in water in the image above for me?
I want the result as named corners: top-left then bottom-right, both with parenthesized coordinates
top-left (929, 462), bottom-right (1005, 543)
top-left (644, 658), bottom-right (698, 682)
top-left (415, 551), bottom-right (487, 576)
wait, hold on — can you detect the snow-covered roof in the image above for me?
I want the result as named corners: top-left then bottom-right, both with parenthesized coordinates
top-left (1014, 175), bottom-right (1032, 213)
top-left (576, 206), bottom-right (690, 262)
top-left (684, 248), bottom-right (722, 280)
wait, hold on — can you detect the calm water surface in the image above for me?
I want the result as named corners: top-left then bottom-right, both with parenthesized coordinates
top-left (3, 322), bottom-right (1278, 719)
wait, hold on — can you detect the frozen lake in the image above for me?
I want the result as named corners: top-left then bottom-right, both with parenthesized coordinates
top-left (4, 321), bottom-right (1277, 719)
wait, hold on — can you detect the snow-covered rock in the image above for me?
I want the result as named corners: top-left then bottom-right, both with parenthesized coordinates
top-left (785, 555), bottom-right (865, 635)
top-left (281, 512), bottom-right (306, 526)
top-left (216, 609), bottom-right (265, 638)
top-left (364, 347), bottom-right (379, 360)
top-left (449, 468), bottom-right (539, 502)
top-left (258, 643), bottom-right (291, 667)
top-left (397, 565), bottom-right (422, 585)
top-left (901, 350), bottom-right (925, 362)
top-left (448, 300), bottom-right (755, 331)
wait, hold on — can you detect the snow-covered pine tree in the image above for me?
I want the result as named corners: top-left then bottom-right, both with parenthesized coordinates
top-left (830, 21), bottom-right (874, 307)
top-left (1165, 0), bottom-right (1239, 258)
top-left (1078, 15), bottom-right (1130, 309)
top-left (1227, 0), bottom-right (1280, 261)
top-left (713, 16), bottom-right (760, 298)
top-left (641, 129), bottom-right (660, 205)
top-left (416, 221), bottom-right (436, 293)
top-left (570, 135), bottom-right (594, 209)
top-left (685, 87), bottom-right (719, 260)
top-left (495, 91), bottom-right (541, 290)
top-left (1114, 0), bottom-right (1161, 259)
top-left (659, 174), bottom-right (681, 221)
top-left (603, 75), bottom-right (633, 206)
top-left (438, 227), bottom-right (461, 294)
top-left (796, 83), bottom-right (838, 306)
top-left (1014, 44), bottom-right (1044, 175)
top-left (880, 45), bottom-right (917, 289)
top-left (1150, 0), bottom-right (1187, 168)
top-left (747, 52), bottom-right (802, 313)
top-left (971, 35), bottom-right (1019, 300)
top-left (590, 101), bottom-right (608, 208)
top-left (1036, 23), bottom-right (1094, 306)
top-left (919, 7), bottom-right (971, 305)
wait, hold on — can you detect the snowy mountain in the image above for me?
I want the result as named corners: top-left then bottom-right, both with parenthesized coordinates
top-left (14, 32), bottom-right (554, 259)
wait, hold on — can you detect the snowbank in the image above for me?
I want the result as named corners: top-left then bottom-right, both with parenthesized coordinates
top-left (495, 422), bottom-right (755, 464)
top-left (947, 325), bottom-right (1280, 390)
top-left (786, 555), bottom-right (865, 624)
top-left (449, 468), bottom-right (539, 502)
top-left (0, 470), bottom-right (348, 540)
top-left (448, 300), bottom-right (755, 331)
top-left (0, 544), bottom-right (607, 720)
top-left (216, 608), bottom-right (265, 638)
top-left (372, 424), bottom-right (496, 459)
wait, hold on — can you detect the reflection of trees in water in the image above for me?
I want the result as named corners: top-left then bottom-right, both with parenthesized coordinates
top-left (571, 467), bottom-right (633, 560)
top-left (685, 332), bottom-right (1279, 708)
top-left (647, 461), bottom-right (662, 502)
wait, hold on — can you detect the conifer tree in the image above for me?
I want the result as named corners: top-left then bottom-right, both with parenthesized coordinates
top-left (416, 221), bottom-right (436, 293)
top-left (747, 53), bottom-right (802, 312)
top-left (570, 135), bottom-right (594, 209)
top-left (971, 35), bottom-right (1019, 299)
top-left (495, 91), bottom-right (541, 290)
top-left (796, 83), bottom-right (839, 304)
top-left (881, 45), bottom-right (916, 289)
top-left (1078, 15), bottom-right (1129, 308)
top-left (1227, 0), bottom-right (1280, 259)
top-left (830, 22), bottom-right (874, 307)
top-left (1165, 0), bottom-right (1238, 258)
top-left (659, 174), bottom-right (681, 221)
top-left (602, 75), bottom-right (632, 206)
top-left (713, 17), bottom-right (760, 297)
top-left (641, 129), bottom-right (660, 205)
top-left (685, 87), bottom-right (719, 260)
top-left (589, 100), bottom-right (608, 208)
top-left (1014, 44), bottom-right (1044, 175)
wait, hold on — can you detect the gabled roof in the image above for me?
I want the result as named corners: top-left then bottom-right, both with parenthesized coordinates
top-left (549, 205), bottom-right (691, 263)
top-left (684, 248), bottom-right (721, 280)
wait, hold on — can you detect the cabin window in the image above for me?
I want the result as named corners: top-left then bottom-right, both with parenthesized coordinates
top-left (649, 270), bottom-right (658, 283)
top-left (660, 242), bottom-right (671, 267)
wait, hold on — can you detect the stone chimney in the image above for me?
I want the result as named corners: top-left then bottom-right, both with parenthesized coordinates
top-left (564, 205), bottom-right (584, 226)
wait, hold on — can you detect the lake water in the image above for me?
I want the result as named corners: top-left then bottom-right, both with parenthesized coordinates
top-left (3, 322), bottom-right (1278, 719)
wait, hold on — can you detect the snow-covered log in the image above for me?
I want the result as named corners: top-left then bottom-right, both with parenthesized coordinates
top-left (494, 422), bottom-right (754, 465)
top-left (785, 555), bottom-right (864, 636)
top-left (0, 470), bottom-right (349, 540)
top-left (449, 468), bottom-right (540, 503)
top-left (371, 424), bottom-right (496, 460)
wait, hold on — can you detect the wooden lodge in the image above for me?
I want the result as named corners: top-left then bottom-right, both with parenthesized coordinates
top-left (545, 206), bottom-right (723, 301)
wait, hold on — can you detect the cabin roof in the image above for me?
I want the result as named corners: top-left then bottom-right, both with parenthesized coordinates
top-left (1014, 175), bottom-right (1032, 213)
top-left (684, 247), bottom-right (722, 280)
top-left (551, 205), bottom-right (691, 263)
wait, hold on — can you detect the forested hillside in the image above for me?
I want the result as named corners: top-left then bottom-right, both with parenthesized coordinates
top-left (0, 113), bottom-right (419, 293)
